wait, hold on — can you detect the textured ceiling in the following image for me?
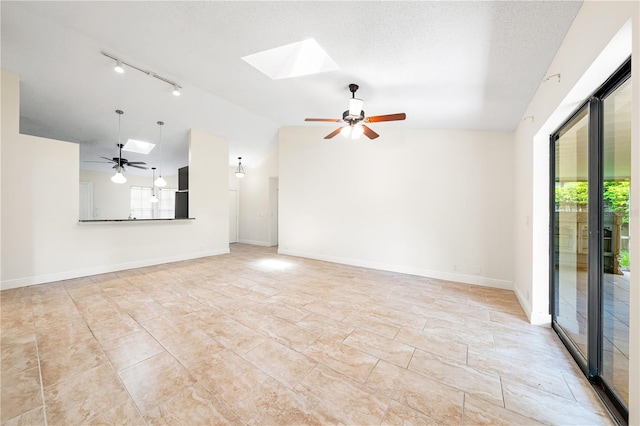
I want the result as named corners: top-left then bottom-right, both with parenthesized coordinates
top-left (1, 1), bottom-right (582, 174)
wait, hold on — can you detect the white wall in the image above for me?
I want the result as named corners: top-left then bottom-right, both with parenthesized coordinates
top-left (513, 1), bottom-right (639, 422)
top-left (79, 169), bottom-right (178, 220)
top-left (237, 145), bottom-right (279, 247)
top-left (279, 126), bottom-right (514, 288)
top-left (1, 70), bottom-right (230, 289)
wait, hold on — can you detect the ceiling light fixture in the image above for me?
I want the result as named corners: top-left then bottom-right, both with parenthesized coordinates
top-left (114, 59), bottom-right (124, 74)
top-left (111, 110), bottom-right (127, 184)
top-left (150, 167), bottom-right (159, 204)
top-left (235, 157), bottom-right (245, 178)
top-left (101, 52), bottom-right (182, 96)
top-left (154, 121), bottom-right (167, 187)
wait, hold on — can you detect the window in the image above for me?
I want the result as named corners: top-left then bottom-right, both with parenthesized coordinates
top-left (130, 186), bottom-right (177, 219)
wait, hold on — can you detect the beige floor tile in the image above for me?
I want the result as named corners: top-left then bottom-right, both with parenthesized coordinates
top-left (0, 244), bottom-right (615, 425)
top-left (302, 337), bottom-right (379, 383)
top-left (343, 312), bottom-right (401, 339)
top-left (395, 326), bottom-right (468, 364)
top-left (201, 315), bottom-right (266, 355)
top-left (1, 332), bottom-right (38, 376)
top-left (381, 401), bottom-right (443, 425)
top-left (243, 338), bottom-right (316, 389)
top-left (35, 319), bottom-right (94, 354)
top-left (1, 406), bottom-right (45, 426)
top-left (101, 330), bottom-right (165, 371)
top-left (88, 315), bottom-right (141, 344)
top-left (86, 399), bottom-right (145, 425)
top-left (233, 378), bottom-right (341, 425)
top-left (366, 360), bottom-right (464, 424)
top-left (408, 349), bottom-right (503, 406)
top-left (189, 349), bottom-right (271, 408)
top-left (295, 312), bottom-right (355, 341)
top-left (462, 394), bottom-right (543, 425)
top-left (295, 364), bottom-right (390, 425)
top-left (0, 367), bottom-right (43, 423)
top-left (44, 363), bottom-right (130, 425)
top-left (118, 352), bottom-right (197, 414)
top-left (260, 317), bottom-right (318, 351)
top-left (467, 348), bottom-right (574, 400)
top-left (502, 378), bottom-right (613, 425)
top-left (344, 328), bottom-right (415, 368)
top-left (144, 382), bottom-right (242, 426)
top-left (40, 337), bottom-right (108, 387)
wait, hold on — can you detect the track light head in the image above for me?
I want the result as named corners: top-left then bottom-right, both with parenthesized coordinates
top-left (114, 60), bottom-right (124, 74)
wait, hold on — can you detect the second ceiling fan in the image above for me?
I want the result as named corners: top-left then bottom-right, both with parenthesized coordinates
top-left (305, 84), bottom-right (406, 140)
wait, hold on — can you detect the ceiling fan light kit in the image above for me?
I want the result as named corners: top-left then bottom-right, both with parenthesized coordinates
top-left (305, 83), bottom-right (406, 140)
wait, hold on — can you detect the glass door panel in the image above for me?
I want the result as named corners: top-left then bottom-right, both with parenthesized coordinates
top-left (601, 77), bottom-right (631, 407)
top-left (554, 107), bottom-right (589, 359)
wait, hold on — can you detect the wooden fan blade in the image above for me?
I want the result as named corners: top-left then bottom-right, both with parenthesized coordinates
top-left (100, 156), bottom-right (117, 161)
top-left (305, 118), bottom-right (341, 122)
top-left (84, 160), bottom-right (113, 163)
top-left (324, 127), bottom-right (343, 139)
top-left (126, 161), bottom-right (147, 165)
top-left (362, 125), bottom-right (379, 140)
top-left (365, 113), bottom-right (406, 123)
top-left (128, 164), bottom-right (149, 170)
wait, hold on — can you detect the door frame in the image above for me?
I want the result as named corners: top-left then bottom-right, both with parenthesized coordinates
top-left (549, 57), bottom-right (631, 424)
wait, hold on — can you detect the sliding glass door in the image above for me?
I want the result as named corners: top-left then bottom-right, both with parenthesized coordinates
top-left (551, 59), bottom-right (630, 423)
top-left (601, 75), bottom-right (631, 410)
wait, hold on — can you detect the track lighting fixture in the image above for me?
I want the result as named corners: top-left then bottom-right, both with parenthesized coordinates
top-left (154, 121), bottom-right (167, 187)
top-left (235, 157), bottom-right (245, 178)
top-left (102, 52), bottom-right (182, 97)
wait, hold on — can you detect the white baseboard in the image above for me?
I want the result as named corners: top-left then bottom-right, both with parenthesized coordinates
top-left (277, 248), bottom-right (513, 290)
top-left (0, 248), bottom-right (230, 291)
top-left (513, 284), bottom-right (552, 325)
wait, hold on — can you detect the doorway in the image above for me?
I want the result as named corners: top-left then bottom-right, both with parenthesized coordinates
top-left (550, 59), bottom-right (631, 423)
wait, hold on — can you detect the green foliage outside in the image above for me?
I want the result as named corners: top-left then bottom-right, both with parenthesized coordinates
top-left (555, 182), bottom-right (588, 206)
top-left (603, 181), bottom-right (630, 223)
top-left (619, 250), bottom-right (630, 269)
top-left (556, 181), bottom-right (630, 223)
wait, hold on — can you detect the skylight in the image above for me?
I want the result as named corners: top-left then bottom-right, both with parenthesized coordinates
top-left (122, 139), bottom-right (155, 155)
top-left (241, 38), bottom-right (339, 80)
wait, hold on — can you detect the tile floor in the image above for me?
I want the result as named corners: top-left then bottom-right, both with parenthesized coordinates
top-left (1, 244), bottom-right (613, 425)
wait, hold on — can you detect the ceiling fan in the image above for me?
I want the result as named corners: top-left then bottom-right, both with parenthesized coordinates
top-left (84, 110), bottom-right (148, 172)
top-left (305, 84), bottom-right (406, 140)
top-left (85, 143), bottom-right (148, 171)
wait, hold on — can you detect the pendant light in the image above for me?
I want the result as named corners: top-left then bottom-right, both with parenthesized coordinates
top-left (235, 157), bottom-right (245, 178)
top-left (154, 121), bottom-right (167, 187)
top-left (111, 110), bottom-right (127, 184)
top-left (150, 167), bottom-right (159, 203)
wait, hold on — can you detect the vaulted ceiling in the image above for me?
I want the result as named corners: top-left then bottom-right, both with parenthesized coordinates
top-left (1, 1), bottom-right (582, 174)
